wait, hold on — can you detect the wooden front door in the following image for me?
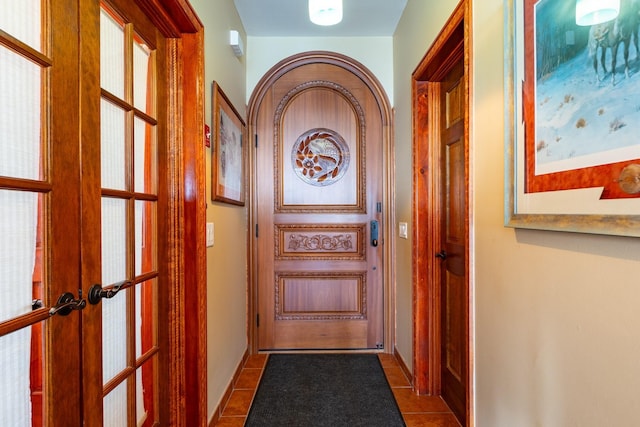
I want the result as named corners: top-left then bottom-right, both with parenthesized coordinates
top-left (253, 56), bottom-right (385, 350)
top-left (439, 59), bottom-right (467, 424)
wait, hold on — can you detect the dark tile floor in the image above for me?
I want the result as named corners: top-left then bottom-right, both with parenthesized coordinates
top-left (213, 353), bottom-right (461, 426)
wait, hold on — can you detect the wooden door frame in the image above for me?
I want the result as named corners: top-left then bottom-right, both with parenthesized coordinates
top-left (134, 1), bottom-right (207, 425)
top-left (411, 0), bottom-right (474, 425)
top-left (247, 51), bottom-right (395, 354)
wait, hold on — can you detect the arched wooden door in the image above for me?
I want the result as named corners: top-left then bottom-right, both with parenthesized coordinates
top-left (249, 52), bottom-right (392, 351)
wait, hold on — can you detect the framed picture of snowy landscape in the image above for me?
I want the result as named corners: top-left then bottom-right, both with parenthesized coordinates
top-left (504, 0), bottom-right (640, 236)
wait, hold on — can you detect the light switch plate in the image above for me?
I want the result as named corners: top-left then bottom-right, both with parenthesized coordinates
top-left (398, 222), bottom-right (408, 239)
top-left (206, 222), bottom-right (214, 247)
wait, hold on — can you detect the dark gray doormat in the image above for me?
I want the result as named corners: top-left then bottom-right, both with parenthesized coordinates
top-left (245, 353), bottom-right (405, 427)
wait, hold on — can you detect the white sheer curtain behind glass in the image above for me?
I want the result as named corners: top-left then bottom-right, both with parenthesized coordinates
top-left (101, 99), bottom-right (126, 191)
top-left (0, 192), bottom-right (37, 426)
top-left (133, 41), bottom-right (151, 114)
top-left (101, 197), bottom-right (127, 385)
top-left (134, 119), bottom-right (147, 194)
top-left (104, 381), bottom-right (128, 427)
top-left (0, 0), bottom-right (41, 50)
top-left (0, 48), bottom-right (41, 180)
top-left (101, 196), bottom-right (128, 426)
top-left (100, 8), bottom-right (125, 99)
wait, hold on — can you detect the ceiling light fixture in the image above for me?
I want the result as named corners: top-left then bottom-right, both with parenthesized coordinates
top-left (575, 0), bottom-right (619, 26)
top-left (309, 0), bottom-right (343, 26)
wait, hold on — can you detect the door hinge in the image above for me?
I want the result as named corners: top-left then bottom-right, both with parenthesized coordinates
top-left (254, 134), bottom-right (258, 148)
top-left (256, 313), bottom-right (260, 327)
top-left (255, 224), bottom-right (259, 238)
top-left (376, 202), bottom-right (382, 213)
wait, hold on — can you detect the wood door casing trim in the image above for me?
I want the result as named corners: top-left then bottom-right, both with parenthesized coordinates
top-left (247, 51), bottom-right (395, 354)
top-left (179, 29), bottom-right (207, 427)
top-left (136, 1), bottom-right (206, 425)
top-left (411, 0), bottom-right (474, 426)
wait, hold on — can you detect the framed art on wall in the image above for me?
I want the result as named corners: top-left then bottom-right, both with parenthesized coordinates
top-left (212, 81), bottom-right (246, 205)
top-left (504, 0), bottom-right (640, 236)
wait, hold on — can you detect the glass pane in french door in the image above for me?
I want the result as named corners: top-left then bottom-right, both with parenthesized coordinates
top-left (101, 197), bottom-right (127, 385)
top-left (104, 381), bottom-right (128, 427)
top-left (0, 1), bottom-right (48, 424)
top-left (100, 2), bottom-right (159, 424)
top-left (0, 0), bottom-right (42, 50)
top-left (100, 7), bottom-right (125, 100)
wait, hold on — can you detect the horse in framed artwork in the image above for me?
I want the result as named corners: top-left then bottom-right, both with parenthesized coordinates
top-left (589, 0), bottom-right (640, 85)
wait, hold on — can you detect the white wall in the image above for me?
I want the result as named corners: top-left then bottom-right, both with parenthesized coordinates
top-left (394, 0), bottom-right (640, 425)
top-left (187, 0), bottom-right (248, 421)
top-left (246, 37), bottom-right (393, 103)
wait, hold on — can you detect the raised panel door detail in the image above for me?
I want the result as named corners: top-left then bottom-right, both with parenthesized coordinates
top-left (446, 138), bottom-right (465, 245)
top-left (444, 270), bottom-right (464, 382)
top-left (275, 271), bottom-right (367, 320)
top-left (275, 224), bottom-right (366, 260)
top-left (446, 80), bottom-right (463, 128)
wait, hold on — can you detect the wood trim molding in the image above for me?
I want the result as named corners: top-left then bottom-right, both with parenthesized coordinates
top-left (411, 0), bottom-right (474, 425)
top-left (155, 1), bottom-right (206, 426)
top-left (207, 349), bottom-right (250, 427)
top-left (181, 29), bottom-right (207, 427)
top-left (394, 346), bottom-right (412, 387)
top-left (135, 0), bottom-right (203, 36)
top-left (163, 39), bottom-right (186, 426)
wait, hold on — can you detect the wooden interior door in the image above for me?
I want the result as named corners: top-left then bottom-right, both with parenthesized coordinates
top-left (0, 0), bottom-right (193, 424)
top-left (86, 1), bottom-right (166, 424)
top-left (438, 60), bottom-right (468, 425)
top-left (0, 0), bottom-right (85, 423)
top-left (254, 59), bottom-right (385, 350)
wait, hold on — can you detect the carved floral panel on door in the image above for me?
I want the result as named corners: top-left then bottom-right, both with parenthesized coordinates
top-left (292, 128), bottom-right (350, 186)
top-left (275, 224), bottom-right (366, 260)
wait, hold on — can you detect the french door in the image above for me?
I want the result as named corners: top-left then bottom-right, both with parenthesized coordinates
top-left (0, 0), bottom-right (168, 424)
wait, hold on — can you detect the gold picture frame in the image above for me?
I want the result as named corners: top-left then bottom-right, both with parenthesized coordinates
top-left (212, 81), bottom-right (246, 206)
